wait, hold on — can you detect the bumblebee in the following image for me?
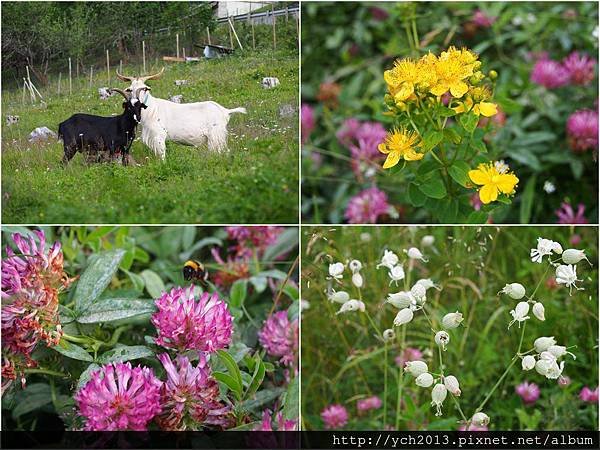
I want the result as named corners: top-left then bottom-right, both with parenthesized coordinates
top-left (183, 259), bottom-right (209, 287)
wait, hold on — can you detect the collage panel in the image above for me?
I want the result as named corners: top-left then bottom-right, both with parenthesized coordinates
top-left (301, 1), bottom-right (598, 224)
top-left (301, 226), bottom-right (598, 430)
top-left (1, 226), bottom-right (299, 434)
top-left (1, 1), bottom-right (299, 224)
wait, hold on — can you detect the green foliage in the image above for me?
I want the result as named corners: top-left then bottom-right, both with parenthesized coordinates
top-left (301, 226), bottom-right (598, 430)
top-left (2, 52), bottom-right (298, 223)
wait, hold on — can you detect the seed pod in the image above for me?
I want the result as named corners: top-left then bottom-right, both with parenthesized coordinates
top-left (532, 302), bottom-right (545, 321)
top-left (547, 345), bottom-right (576, 360)
top-left (328, 290), bottom-right (350, 304)
top-left (405, 247), bottom-right (428, 262)
top-left (471, 412), bottom-right (490, 427)
top-left (434, 331), bottom-right (450, 351)
top-left (534, 336), bottom-right (557, 353)
top-left (562, 249), bottom-right (591, 265)
top-left (349, 259), bottom-right (362, 273)
top-left (421, 235), bottom-right (435, 247)
top-left (415, 372), bottom-right (434, 388)
top-left (352, 272), bottom-right (364, 288)
top-left (500, 282), bottom-right (526, 299)
top-left (442, 312), bottom-right (464, 329)
top-left (336, 299), bottom-right (364, 315)
top-left (382, 329), bottom-right (395, 342)
top-left (410, 283), bottom-right (427, 304)
top-left (521, 355), bottom-right (536, 371)
top-left (404, 360), bottom-right (428, 377)
top-left (386, 291), bottom-right (414, 309)
top-left (444, 375), bottom-right (461, 396)
top-left (393, 308), bottom-right (414, 326)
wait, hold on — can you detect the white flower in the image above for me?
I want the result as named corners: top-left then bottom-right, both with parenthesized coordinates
top-left (442, 312), bottom-right (464, 329)
top-left (415, 372), bottom-right (434, 388)
top-left (494, 160), bottom-right (509, 174)
top-left (535, 358), bottom-right (564, 379)
top-left (593, 25), bottom-right (599, 40)
top-left (434, 331), bottom-right (450, 351)
top-left (404, 360), bottom-right (428, 377)
top-left (561, 249), bottom-right (591, 266)
top-left (348, 259), bottom-right (362, 273)
top-left (360, 233), bottom-right (372, 242)
top-left (499, 283), bottom-right (526, 299)
top-left (336, 299), bottom-right (365, 315)
top-left (329, 262), bottom-right (344, 280)
top-left (555, 264), bottom-right (583, 295)
top-left (405, 247), bottom-right (428, 262)
top-left (300, 299), bottom-right (311, 311)
top-left (543, 181), bottom-right (556, 194)
top-left (547, 345), bottom-right (576, 360)
top-left (532, 302), bottom-right (545, 321)
top-left (415, 278), bottom-right (441, 291)
top-left (377, 250), bottom-right (399, 269)
top-left (512, 16), bottom-right (524, 26)
top-left (410, 283), bottom-right (427, 305)
top-left (383, 329), bottom-right (396, 342)
top-left (431, 384), bottom-right (447, 416)
top-left (393, 308), bottom-right (414, 326)
top-left (352, 272), bottom-right (364, 288)
top-left (421, 235), bottom-right (435, 247)
top-left (534, 336), bottom-right (556, 353)
top-left (443, 375), bottom-right (461, 396)
top-left (530, 238), bottom-right (561, 263)
top-left (471, 412), bottom-right (490, 427)
top-left (328, 290), bottom-right (350, 304)
top-left (386, 291), bottom-right (414, 309)
top-left (388, 265), bottom-right (405, 285)
top-left (508, 301), bottom-right (530, 328)
top-left (521, 355), bottom-right (536, 371)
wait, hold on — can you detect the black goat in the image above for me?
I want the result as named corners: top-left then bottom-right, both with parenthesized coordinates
top-left (58, 88), bottom-right (146, 165)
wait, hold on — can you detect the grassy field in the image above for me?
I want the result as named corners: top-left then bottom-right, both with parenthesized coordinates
top-left (1, 51), bottom-right (298, 224)
top-left (301, 226), bottom-right (598, 430)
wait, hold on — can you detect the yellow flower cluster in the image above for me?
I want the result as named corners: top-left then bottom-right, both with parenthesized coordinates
top-left (468, 161), bottom-right (519, 204)
top-left (378, 128), bottom-right (424, 168)
top-left (384, 46), bottom-right (495, 111)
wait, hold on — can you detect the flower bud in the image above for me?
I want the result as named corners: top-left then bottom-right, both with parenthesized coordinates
top-left (415, 372), bottom-right (434, 388)
top-left (405, 247), bottom-right (428, 262)
top-left (532, 302), bottom-right (545, 321)
top-left (352, 272), bottom-right (364, 288)
top-left (328, 290), bottom-right (350, 304)
top-left (383, 329), bottom-right (396, 342)
top-left (393, 308), bottom-right (414, 326)
top-left (471, 412), bottom-right (490, 427)
top-left (500, 282), bottom-right (526, 299)
top-left (562, 249), bottom-right (591, 265)
top-left (508, 301), bottom-right (530, 328)
top-left (404, 360), bottom-right (428, 377)
top-left (431, 384), bottom-right (447, 416)
top-left (435, 331), bottom-right (450, 351)
top-left (386, 291), bottom-right (413, 309)
top-left (534, 336), bottom-right (556, 353)
top-left (469, 75), bottom-right (481, 85)
top-left (410, 283), bottom-right (427, 304)
top-left (444, 375), bottom-right (461, 396)
top-left (336, 299), bottom-right (365, 315)
top-left (329, 263), bottom-right (344, 279)
top-left (349, 259), bottom-right (362, 273)
top-left (442, 312), bottom-right (464, 329)
top-left (521, 355), bottom-right (536, 371)
top-left (421, 235), bottom-right (435, 247)
top-left (547, 345), bottom-right (576, 360)
top-left (488, 70), bottom-right (498, 80)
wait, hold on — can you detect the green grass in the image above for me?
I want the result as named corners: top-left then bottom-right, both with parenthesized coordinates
top-left (301, 226), bottom-right (598, 430)
top-left (1, 51), bottom-right (298, 223)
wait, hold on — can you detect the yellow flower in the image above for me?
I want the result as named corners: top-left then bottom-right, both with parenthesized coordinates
top-left (452, 86), bottom-right (497, 116)
top-left (378, 128), bottom-right (424, 169)
top-left (385, 57), bottom-right (438, 102)
top-left (468, 161), bottom-right (519, 204)
top-left (429, 47), bottom-right (479, 98)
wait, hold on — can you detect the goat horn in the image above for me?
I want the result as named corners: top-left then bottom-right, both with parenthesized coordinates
top-left (109, 88), bottom-right (129, 100)
top-left (115, 69), bottom-right (134, 82)
top-left (140, 67), bottom-right (165, 82)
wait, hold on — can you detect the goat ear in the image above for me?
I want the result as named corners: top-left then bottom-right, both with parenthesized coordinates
top-left (142, 104), bottom-right (148, 109)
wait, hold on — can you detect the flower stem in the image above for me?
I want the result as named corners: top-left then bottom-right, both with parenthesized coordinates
top-left (365, 310), bottom-right (382, 337)
top-left (62, 333), bottom-right (88, 344)
top-left (383, 341), bottom-right (388, 427)
top-left (395, 325), bottom-right (406, 429)
top-left (24, 368), bottom-right (69, 378)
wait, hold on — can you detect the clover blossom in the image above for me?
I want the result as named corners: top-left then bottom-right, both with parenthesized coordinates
top-left (555, 202), bottom-right (589, 224)
top-left (321, 404), bottom-right (348, 429)
top-left (566, 109), bottom-right (598, 153)
top-left (258, 310), bottom-right (299, 368)
top-left (344, 187), bottom-right (390, 224)
top-left (255, 409), bottom-right (298, 431)
top-left (151, 287), bottom-right (233, 353)
top-left (562, 52), bottom-right (596, 85)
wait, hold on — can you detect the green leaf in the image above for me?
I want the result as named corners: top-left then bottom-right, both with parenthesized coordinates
top-left (123, 269), bottom-right (145, 292)
top-left (469, 137), bottom-right (487, 154)
top-left (214, 372), bottom-right (243, 398)
top-left (181, 227), bottom-right (196, 250)
top-left (407, 183), bottom-right (427, 207)
top-left (418, 177), bottom-right (447, 199)
top-left (98, 345), bottom-right (153, 364)
top-left (495, 96), bottom-right (523, 114)
top-left (245, 355), bottom-right (266, 399)
top-left (76, 298), bottom-right (155, 324)
top-left (74, 249), bottom-right (125, 313)
top-left (262, 228), bottom-right (298, 262)
top-left (437, 199), bottom-right (459, 223)
top-left (443, 128), bottom-right (462, 144)
top-left (519, 175), bottom-right (537, 224)
top-left (77, 363), bottom-right (100, 391)
top-left (12, 383), bottom-right (52, 419)
top-left (178, 237), bottom-right (223, 261)
top-left (282, 376), bottom-right (299, 420)
top-left (240, 387), bottom-right (285, 412)
top-left (467, 211), bottom-right (488, 224)
top-left (570, 158), bottom-right (584, 179)
top-left (217, 350), bottom-right (243, 400)
top-left (459, 112), bottom-right (479, 133)
top-left (254, 269), bottom-right (288, 280)
top-left (53, 339), bottom-right (93, 362)
top-left (448, 161), bottom-right (471, 187)
top-left (437, 106), bottom-right (456, 117)
top-left (249, 276), bottom-right (268, 293)
top-left (282, 284), bottom-right (299, 301)
top-left (421, 130), bottom-right (444, 152)
top-left (229, 279), bottom-right (248, 308)
top-left (140, 269), bottom-right (165, 298)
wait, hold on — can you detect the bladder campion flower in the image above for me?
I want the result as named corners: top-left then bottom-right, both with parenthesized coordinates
top-left (555, 264), bottom-right (583, 294)
top-left (471, 412), bottom-right (490, 427)
top-left (499, 282), bottom-right (526, 300)
top-left (435, 331), bottom-right (450, 350)
top-left (444, 375), bottom-right (461, 396)
top-left (404, 360), bottom-right (428, 377)
top-left (75, 362), bottom-right (162, 431)
top-left (532, 302), bottom-right (545, 321)
top-left (561, 249), bottom-right (591, 266)
top-left (508, 302), bottom-right (530, 328)
top-left (416, 372), bottom-right (434, 388)
top-left (378, 128), bottom-right (424, 168)
top-left (468, 161), bottom-right (519, 204)
top-left (431, 383), bottom-right (448, 416)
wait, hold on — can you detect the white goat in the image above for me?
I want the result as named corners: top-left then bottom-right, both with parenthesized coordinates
top-left (116, 68), bottom-right (246, 160)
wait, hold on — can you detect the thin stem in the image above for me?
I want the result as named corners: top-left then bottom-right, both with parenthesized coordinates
top-left (383, 341), bottom-right (388, 427)
top-left (62, 333), bottom-right (89, 344)
top-left (395, 325), bottom-right (406, 429)
top-left (365, 310), bottom-right (382, 337)
top-left (451, 394), bottom-right (469, 422)
top-left (24, 368), bottom-right (69, 378)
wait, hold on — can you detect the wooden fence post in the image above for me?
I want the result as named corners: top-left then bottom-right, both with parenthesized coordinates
top-left (252, 20), bottom-right (256, 50)
top-left (228, 17), bottom-right (234, 49)
top-left (143, 41), bottom-right (146, 73)
top-left (106, 50), bottom-right (110, 85)
top-left (58, 72), bottom-right (62, 96)
top-left (68, 57), bottom-right (72, 95)
top-left (176, 33), bottom-right (179, 58)
top-left (206, 27), bottom-right (211, 45)
top-left (120, 60), bottom-right (123, 74)
top-left (89, 66), bottom-right (93, 88)
top-left (272, 7), bottom-right (277, 50)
